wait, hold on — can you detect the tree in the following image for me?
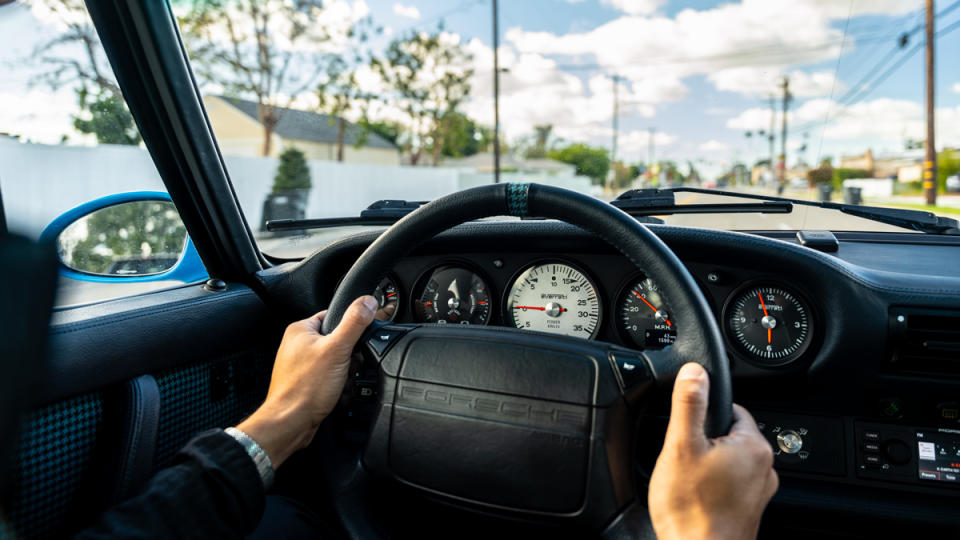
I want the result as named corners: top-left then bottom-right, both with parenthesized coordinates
top-left (357, 119), bottom-right (401, 147)
top-left (22, 0), bottom-right (141, 142)
top-left (176, 0), bottom-right (361, 157)
top-left (372, 28), bottom-right (473, 165)
top-left (315, 18), bottom-right (381, 162)
top-left (441, 112), bottom-right (491, 158)
top-left (937, 148), bottom-right (960, 192)
top-left (548, 144), bottom-right (610, 185)
top-left (523, 125), bottom-right (553, 159)
top-left (72, 85), bottom-right (141, 145)
top-left (272, 147), bottom-right (311, 193)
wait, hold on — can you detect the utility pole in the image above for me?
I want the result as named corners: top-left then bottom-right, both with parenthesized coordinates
top-left (779, 76), bottom-right (791, 194)
top-left (647, 127), bottom-right (656, 167)
top-left (492, 0), bottom-right (501, 184)
top-left (924, 0), bottom-right (937, 204)
top-left (611, 74), bottom-right (620, 167)
top-left (768, 95), bottom-right (776, 184)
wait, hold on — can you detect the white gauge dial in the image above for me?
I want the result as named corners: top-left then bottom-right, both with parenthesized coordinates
top-left (506, 262), bottom-right (601, 339)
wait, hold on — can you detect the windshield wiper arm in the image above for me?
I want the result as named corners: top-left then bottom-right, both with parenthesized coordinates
top-left (266, 199), bottom-right (425, 232)
top-left (611, 189), bottom-right (792, 216)
top-left (650, 187), bottom-right (960, 235)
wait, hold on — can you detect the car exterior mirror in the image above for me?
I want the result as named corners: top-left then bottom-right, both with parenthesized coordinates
top-left (40, 192), bottom-right (207, 283)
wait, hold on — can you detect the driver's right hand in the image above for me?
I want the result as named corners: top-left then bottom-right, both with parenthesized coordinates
top-left (648, 362), bottom-right (778, 540)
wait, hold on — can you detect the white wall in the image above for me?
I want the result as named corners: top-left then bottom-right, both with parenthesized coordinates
top-left (842, 178), bottom-right (894, 198)
top-left (0, 139), bottom-right (595, 239)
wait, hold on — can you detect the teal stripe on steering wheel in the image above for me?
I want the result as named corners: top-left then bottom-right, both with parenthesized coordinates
top-left (506, 182), bottom-right (530, 217)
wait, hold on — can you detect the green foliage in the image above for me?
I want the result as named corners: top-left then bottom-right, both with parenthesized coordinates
top-left (441, 112), bottom-right (491, 158)
top-left (357, 119), bottom-right (401, 147)
top-left (548, 144), bottom-right (610, 185)
top-left (806, 165), bottom-right (833, 187)
top-left (937, 148), bottom-right (960, 192)
top-left (272, 147), bottom-right (312, 193)
top-left (832, 167), bottom-right (870, 190)
top-left (64, 201), bottom-right (187, 275)
top-left (522, 125), bottom-right (553, 159)
top-left (371, 27), bottom-right (473, 165)
top-left (72, 86), bottom-right (141, 145)
top-left (610, 161), bottom-right (641, 190)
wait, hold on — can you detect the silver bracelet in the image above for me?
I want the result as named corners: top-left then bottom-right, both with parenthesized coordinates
top-left (224, 427), bottom-right (275, 489)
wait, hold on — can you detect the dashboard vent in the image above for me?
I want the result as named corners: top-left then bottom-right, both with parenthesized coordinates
top-left (887, 307), bottom-right (960, 377)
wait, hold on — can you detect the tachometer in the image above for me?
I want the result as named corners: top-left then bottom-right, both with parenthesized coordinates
top-left (616, 276), bottom-right (676, 349)
top-left (724, 284), bottom-right (813, 365)
top-left (413, 265), bottom-right (492, 325)
top-left (506, 262), bottom-right (601, 339)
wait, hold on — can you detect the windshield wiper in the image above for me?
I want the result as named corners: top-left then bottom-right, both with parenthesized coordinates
top-left (266, 199), bottom-right (425, 232)
top-left (654, 187), bottom-right (960, 235)
top-left (267, 186), bottom-right (960, 235)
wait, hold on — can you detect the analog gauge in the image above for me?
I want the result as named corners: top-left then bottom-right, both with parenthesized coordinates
top-left (616, 277), bottom-right (677, 349)
top-left (372, 276), bottom-right (400, 321)
top-left (413, 266), bottom-right (492, 325)
top-left (725, 285), bottom-right (813, 365)
top-left (506, 262), bottom-right (601, 339)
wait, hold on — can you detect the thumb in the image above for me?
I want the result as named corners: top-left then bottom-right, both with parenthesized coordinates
top-left (327, 296), bottom-right (378, 355)
top-left (663, 362), bottom-right (710, 454)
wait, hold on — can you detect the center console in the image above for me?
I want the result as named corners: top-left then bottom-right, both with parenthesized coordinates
top-left (749, 411), bottom-right (960, 494)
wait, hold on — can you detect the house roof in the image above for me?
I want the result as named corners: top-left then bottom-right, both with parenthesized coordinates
top-left (215, 96), bottom-right (397, 150)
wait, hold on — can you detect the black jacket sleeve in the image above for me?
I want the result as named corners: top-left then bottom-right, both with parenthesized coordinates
top-left (75, 429), bottom-right (266, 539)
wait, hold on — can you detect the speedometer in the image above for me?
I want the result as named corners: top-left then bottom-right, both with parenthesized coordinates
top-left (506, 262), bottom-right (601, 339)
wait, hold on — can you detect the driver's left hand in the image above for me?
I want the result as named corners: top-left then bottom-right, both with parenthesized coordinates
top-left (236, 295), bottom-right (378, 469)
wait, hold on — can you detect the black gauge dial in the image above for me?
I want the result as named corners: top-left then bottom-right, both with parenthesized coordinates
top-left (372, 276), bottom-right (399, 321)
top-left (617, 277), bottom-right (676, 349)
top-left (414, 266), bottom-right (492, 325)
top-left (725, 285), bottom-right (812, 365)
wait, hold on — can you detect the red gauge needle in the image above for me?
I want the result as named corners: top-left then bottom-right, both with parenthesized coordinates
top-left (513, 305), bottom-right (566, 312)
top-left (758, 292), bottom-right (771, 343)
top-left (632, 290), bottom-right (671, 327)
top-left (386, 293), bottom-right (397, 298)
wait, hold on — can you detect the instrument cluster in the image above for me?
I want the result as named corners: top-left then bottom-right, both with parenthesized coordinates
top-left (371, 256), bottom-right (817, 365)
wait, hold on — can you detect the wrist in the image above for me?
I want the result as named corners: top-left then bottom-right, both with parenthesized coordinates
top-left (236, 401), bottom-right (315, 469)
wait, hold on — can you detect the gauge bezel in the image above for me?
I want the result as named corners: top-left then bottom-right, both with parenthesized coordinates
top-left (612, 271), bottom-right (678, 350)
top-left (373, 273), bottom-right (402, 322)
top-left (501, 258), bottom-right (604, 340)
top-left (410, 260), bottom-right (495, 326)
top-left (721, 281), bottom-right (816, 367)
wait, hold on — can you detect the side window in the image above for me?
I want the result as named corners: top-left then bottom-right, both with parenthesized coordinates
top-left (0, 1), bottom-right (204, 306)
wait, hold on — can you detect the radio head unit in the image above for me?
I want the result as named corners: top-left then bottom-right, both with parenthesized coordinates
top-left (917, 428), bottom-right (960, 484)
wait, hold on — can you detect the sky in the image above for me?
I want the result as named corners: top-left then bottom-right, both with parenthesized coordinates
top-left (3, 0), bottom-right (960, 180)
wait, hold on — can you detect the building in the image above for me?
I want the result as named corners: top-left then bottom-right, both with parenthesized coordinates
top-left (202, 95), bottom-right (399, 165)
top-left (839, 148), bottom-right (924, 181)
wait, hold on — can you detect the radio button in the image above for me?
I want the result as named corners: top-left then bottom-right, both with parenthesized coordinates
top-left (863, 431), bottom-right (881, 442)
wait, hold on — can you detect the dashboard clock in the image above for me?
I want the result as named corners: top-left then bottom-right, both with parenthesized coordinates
top-left (724, 284), bottom-right (813, 365)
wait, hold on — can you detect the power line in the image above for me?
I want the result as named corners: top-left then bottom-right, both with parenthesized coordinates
top-left (816, 0), bottom-right (855, 166)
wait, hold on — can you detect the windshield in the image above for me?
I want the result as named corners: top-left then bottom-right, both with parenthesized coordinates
top-left (164, 0), bottom-right (960, 257)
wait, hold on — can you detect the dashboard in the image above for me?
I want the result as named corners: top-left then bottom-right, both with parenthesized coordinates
top-left (262, 219), bottom-right (960, 528)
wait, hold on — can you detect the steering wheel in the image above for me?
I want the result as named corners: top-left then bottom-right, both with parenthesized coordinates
top-left (322, 183), bottom-right (731, 533)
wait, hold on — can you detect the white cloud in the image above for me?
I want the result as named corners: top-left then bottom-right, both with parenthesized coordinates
top-left (709, 68), bottom-right (843, 98)
top-left (600, 0), bottom-right (665, 16)
top-left (699, 139), bottom-right (729, 152)
top-left (0, 87), bottom-right (93, 145)
top-left (392, 3), bottom-right (420, 20)
top-left (953, 82), bottom-right (960, 94)
top-left (726, 97), bottom-right (960, 150)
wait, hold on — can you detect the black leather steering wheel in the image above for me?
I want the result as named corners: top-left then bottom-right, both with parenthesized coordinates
top-left (323, 183), bottom-right (731, 532)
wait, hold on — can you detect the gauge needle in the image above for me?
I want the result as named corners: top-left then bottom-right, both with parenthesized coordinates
top-left (513, 305), bottom-right (565, 312)
top-left (758, 292), bottom-right (771, 343)
top-left (633, 290), bottom-right (672, 327)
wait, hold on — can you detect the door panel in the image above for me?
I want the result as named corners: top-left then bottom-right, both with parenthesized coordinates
top-left (1, 283), bottom-right (282, 539)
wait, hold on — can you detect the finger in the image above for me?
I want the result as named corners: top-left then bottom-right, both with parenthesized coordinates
top-left (663, 362), bottom-right (710, 454)
top-left (375, 302), bottom-right (397, 321)
top-left (300, 310), bottom-right (328, 333)
top-left (728, 403), bottom-right (762, 436)
top-left (327, 296), bottom-right (378, 352)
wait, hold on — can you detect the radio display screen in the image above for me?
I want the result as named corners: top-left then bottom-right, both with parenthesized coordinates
top-left (916, 429), bottom-right (960, 483)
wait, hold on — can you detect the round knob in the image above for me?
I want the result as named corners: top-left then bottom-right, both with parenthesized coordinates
top-left (883, 439), bottom-right (912, 465)
top-left (777, 430), bottom-right (803, 454)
